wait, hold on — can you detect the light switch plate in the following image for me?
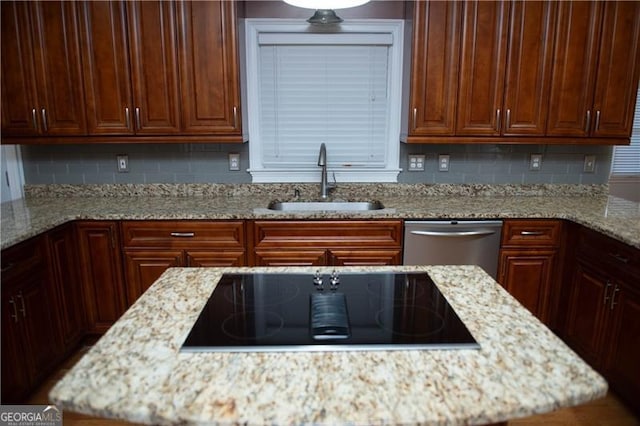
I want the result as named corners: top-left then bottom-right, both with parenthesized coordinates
top-left (583, 155), bottom-right (596, 173)
top-left (408, 154), bottom-right (425, 171)
top-left (529, 154), bottom-right (542, 171)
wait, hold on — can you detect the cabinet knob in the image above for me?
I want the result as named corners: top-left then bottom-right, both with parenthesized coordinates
top-left (135, 107), bottom-right (141, 130)
top-left (594, 110), bottom-right (601, 131)
top-left (520, 231), bottom-right (544, 236)
top-left (31, 108), bottom-right (38, 131)
top-left (496, 109), bottom-right (501, 132)
top-left (40, 108), bottom-right (48, 132)
top-left (610, 285), bottom-right (620, 310)
top-left (16, 293), bottom-right (26, 318)
top-left (585, 110), bottom-right (591, 133)
top-left (170, 232), bottom-right (195, 237)
top-left (9, 298), bottom-right (18, 323)
top-left (603, 281), bottom-right (613, 305)
top-left (125, 107), bottom-right (131, 129)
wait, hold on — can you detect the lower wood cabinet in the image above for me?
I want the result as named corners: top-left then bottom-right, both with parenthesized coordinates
top-left (250, 220), bottom-right (403, 266)
top-left (498, 220), bottom-right (563, 324)
top-left (1, 236), bottom-right (62, 403)
top-left (121, 221), bottom-right (246, 304)
top-left (76, 221), bottom-right (128, 334)
top-left (563, 227), bottom-right (640, 413)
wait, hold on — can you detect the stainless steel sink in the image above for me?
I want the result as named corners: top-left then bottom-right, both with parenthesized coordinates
top-left (267, 200), bottom-right (385, 212)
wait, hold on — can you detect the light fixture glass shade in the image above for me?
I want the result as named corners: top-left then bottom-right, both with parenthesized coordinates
top-left (283, 0), bottom-right (370, 10)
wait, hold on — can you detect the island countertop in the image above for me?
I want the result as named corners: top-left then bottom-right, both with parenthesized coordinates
top-left (2, 183), bottom-right (639, 250)
top-left (49, 265), bottom-right (607, 425)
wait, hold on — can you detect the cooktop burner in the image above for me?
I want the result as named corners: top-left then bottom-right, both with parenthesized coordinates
top-left (180, 272), bottom-right (479, 352)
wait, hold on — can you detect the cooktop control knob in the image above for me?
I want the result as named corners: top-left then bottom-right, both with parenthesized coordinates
top-left (313, 270), bottom-right (324, 290)
top-left (330, 270), bottom-right (340, 290)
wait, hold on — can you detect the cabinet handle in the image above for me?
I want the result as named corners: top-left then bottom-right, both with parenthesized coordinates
top-left (232, 106), bottom-right (238, 128)
top-left (603, 280), bottom-right (612, 305)
top-left (125, 107), bottom-right (131, 129)
top-left (412, 107), bottom-right (417, 130)
top-left (594, 110), bottom-right (601, 131)
top-left (608, 252), bottom-right (629, 264)
top-left (585, 110), bottom-right (591, 133)
top-left (16, 293), bottom-right (26, 318)
top-left (0, 262), bottom-right (14, 273)
top-left (41, 108), bottom-right (48, 132)
top-left (170, 232), bottom-right (195, 238)
top-left (135, 107), bottom-right (141, 130)
top-left (505, 109), bottom-right (511, 130)
top-left (520, 231), bottom-right (545, 236)
top-left (610, 285), bottom-right (620, 310)
top-left (496, 109), bottom-right (501, 132)
top-left (9, 298), bottom-right (18, 323)
top-left (31, 108), bottom-right (38, 130)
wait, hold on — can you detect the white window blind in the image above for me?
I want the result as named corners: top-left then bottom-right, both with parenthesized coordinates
top-left (245, 20), bottom-right (403, 183)
top-left (259, 44), bottom-right (389, 168)
top-left (611, 88), bottom-right (640, 175)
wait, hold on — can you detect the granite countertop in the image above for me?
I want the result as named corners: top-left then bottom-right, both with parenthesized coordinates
top-left (49, 265), bottom-right (608, 425)
top-left (2, 183), bottom-right (639, 249)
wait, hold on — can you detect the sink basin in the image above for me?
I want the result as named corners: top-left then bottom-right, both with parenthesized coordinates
top-left (267, 200), bottom-right (385, 212)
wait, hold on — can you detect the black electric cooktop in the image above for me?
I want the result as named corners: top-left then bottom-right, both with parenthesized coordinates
top-left (180, 272), bottom-right (479, 352)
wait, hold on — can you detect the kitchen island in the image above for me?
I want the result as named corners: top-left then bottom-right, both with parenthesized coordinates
top-left (49, 265), bottom-right (607, 425)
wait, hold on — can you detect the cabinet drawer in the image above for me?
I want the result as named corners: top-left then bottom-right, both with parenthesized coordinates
top-left (577, 227), bottom-right (640, 279)
top-left (1, 238), bottom-right (44, 283)
top-left (252, 220), bottom-right (403, 249)
top-left (501, 220), bottom-right (562, 247)
top-left (121, 221), bottom-right (245, 249)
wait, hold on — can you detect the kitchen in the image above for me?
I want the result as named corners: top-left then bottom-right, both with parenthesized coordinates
top-left (2, 0), bottom-right (640, 424)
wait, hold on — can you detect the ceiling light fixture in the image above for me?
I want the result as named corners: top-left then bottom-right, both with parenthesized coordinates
top-left (283, 0), bottom-right (371, 10)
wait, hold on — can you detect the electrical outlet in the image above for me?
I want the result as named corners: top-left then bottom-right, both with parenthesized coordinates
top-left (529, 154), bottom-right (542, 171)
top-left (583, 155), bottom-right (596, 173)
top-left (408, 154), bottom-right (425, 171)
top-left (228, 153), bottom-right (240, 171)
top-left (116, 154), bottom-right (129, 173)
top-left (438, 155), bottom-right (450, 172)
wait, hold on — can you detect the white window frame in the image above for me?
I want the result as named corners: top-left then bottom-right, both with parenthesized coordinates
top-left (244, 19), bottom-right (404, 183)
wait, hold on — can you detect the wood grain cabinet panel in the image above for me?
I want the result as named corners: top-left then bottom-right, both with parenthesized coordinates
top-left (562, 227), bottom-right (640, 412)
top-left (122, 221), bottom-right (247, 302)
top-left (1, 1), bottom-right (86, 136)
top-left (250, 220), bottom-right (403, 267)
top-left (76, 222), bottom-right (127, 334)
top-left (1, 237), bottom-right (63, 403)
top-left (177, 0), bottom-right (242, 136)
top-left (498, 219), bottom-right (563, 324)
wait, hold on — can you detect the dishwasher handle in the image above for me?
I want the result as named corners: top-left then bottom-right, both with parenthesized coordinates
top-left (410, 229), bottom-right (497, 237)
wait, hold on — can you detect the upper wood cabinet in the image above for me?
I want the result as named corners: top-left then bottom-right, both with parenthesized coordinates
top-left (79, 1), bottom-right (180, 135)
top-left (2, 0), bottom-right (243, 143)
top-left (176, 1), bottom-right (242, 135)
top-left (406, 0), bottom-right (640, 144)
top-left (1, 1), bottom-right (86, 137)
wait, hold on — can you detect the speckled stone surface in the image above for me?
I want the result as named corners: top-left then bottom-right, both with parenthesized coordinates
top-left (48, 265), bottom-right (608, 425)
top-left (2, 184), bottom-right (639, 249)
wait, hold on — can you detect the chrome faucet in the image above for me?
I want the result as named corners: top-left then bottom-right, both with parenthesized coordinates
top-left (317, 143), bottom-right (335, 198)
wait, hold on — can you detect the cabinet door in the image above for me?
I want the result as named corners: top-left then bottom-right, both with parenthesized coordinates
top-left (498, 249), bottom-right (556, 323)
top-left (502, 1), bottom-right (556, 135)
top-left (602, 283), bottom-right (640, 410)
top-left (409, 1), bottom-right (460, 136)
top-left (47, 225), bottom-right (86, 347)
top-left (124, 250), bottom-right (183, 305)
top-left (77, 222), bottom-right (127, 334)
top-left (1, 2), bottom-right (39, 136)
top-left (30, 1), bottom-right (86, 135)
top-left (330, 249), bottom-right (402, 266)
top-left (253, 250), bottom-right (327, 267)
top-left (177, 1), bottom-right (241, 135)
top-left (564, 261), bottom-right (609, 366)
top-left (546, 1), bottom-right (602, 136)
top-left (186, 250), bottom-right (245, 267)
top-left (127, 1), bottom-right (181, 134)
top-left (456, 0), bottom-right (509, 135)
top-left (1, 289), bottom-right (31, 403)
top-left (79, 1), bottom-right (133, 134)
top-left (591, 1), bottom-right (640, 138)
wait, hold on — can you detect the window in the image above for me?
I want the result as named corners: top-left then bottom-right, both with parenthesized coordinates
top-left (611, 88), bottom-right (640, 176)
top-left (245, 20), bottom-right (404, 183)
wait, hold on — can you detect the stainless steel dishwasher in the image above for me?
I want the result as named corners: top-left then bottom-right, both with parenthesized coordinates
top-left (403, 220), bottom-right (503, 279)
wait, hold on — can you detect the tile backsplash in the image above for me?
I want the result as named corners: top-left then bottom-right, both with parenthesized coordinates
top-left (21, 143), bottom-right (612, 185)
